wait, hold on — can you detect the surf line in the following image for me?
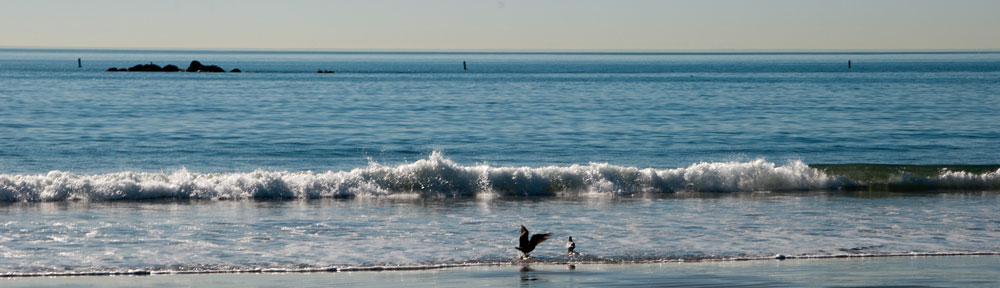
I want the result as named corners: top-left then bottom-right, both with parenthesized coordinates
top-left (2, 251), bottom-right (998, 278)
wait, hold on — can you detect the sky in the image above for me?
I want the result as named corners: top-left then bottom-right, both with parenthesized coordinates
top-left (1, 0), bottom-right (999, 51)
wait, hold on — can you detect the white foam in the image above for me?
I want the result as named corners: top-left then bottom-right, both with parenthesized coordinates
top-left (1, 152), bottom-right (997, 202)
top-left (891, 169), bottom-right (1000, 190)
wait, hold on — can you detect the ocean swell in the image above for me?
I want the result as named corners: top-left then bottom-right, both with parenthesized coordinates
top-left (1, 152), bottom-right (998, 202)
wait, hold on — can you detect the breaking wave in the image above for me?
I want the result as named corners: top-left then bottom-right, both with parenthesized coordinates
top-left (1, 152), bottom-right (998, 201)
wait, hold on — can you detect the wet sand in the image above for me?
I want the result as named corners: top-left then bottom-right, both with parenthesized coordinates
top-left (4, 255), bottom-right (999, 287)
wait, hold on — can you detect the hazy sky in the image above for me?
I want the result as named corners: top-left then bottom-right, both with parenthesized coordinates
top-left (2, 0), bottom-right (998, 51)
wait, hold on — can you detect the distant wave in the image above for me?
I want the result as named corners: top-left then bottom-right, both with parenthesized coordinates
top-left (1, 152), bottom-right (998, 202)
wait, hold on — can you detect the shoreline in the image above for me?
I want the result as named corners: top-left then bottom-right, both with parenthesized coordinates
top-left (4, 255), bottom-right (999, 288)
top-left (4, 251), bottom-right (998, 278)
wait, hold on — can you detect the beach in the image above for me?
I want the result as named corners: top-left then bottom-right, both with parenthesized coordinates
top-left (5, 256), bottom-right (999, 287)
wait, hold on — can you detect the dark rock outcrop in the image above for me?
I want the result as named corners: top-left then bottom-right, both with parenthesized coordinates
top-left (230, 68), bottom-right (241, 73)
top-left (184, 61), bottom-right (225, 73)
top-left (203, 65), bottom-right (225, 73)
top-left (186, 60), bottom-right (204, 72)
top-left (107, 60), bottom-right (231, 73)
top-left (128, 63), bottom-right (163, 72)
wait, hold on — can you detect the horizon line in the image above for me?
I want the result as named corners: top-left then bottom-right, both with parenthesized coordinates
top-left (3, 46), bottom-right (1000, 55)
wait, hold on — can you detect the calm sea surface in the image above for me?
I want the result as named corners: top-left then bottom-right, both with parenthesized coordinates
top-left (2, 50), bottom-right (1000, 173)
top-left (0, 49), bottom-right (998, 280)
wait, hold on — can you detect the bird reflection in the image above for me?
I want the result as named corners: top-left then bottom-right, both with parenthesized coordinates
top-left (519, 265), bottom-right (539, 283)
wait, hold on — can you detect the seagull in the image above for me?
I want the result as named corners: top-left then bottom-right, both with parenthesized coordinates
top-left (566, 236), bottom-right (576, 255)
top-left (515, 225), bottom-right (550, 259)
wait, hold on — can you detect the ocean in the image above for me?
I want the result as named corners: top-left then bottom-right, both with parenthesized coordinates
top-left (1, 49), bottom-right (999, 285)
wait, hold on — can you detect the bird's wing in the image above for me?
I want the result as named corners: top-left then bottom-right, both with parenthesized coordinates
top-left (529, 233), bottom-right (550, 246)
top-left (519, 226), bottom-right (529, 247)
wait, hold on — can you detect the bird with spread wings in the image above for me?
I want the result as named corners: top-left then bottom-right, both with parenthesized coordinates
top-left (515, 225), bottom-right (550, 259)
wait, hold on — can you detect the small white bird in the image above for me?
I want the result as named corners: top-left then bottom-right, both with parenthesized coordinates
top-left (566, 236), bottom-right (576, 254)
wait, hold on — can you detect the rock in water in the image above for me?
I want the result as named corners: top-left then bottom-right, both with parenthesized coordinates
top-left (186, 60), bottom-right (204, 72)
top-left (202, 65), bottom-right (225, 73)
top-left (107, 60), bottom-right (226, 72)
top-left (127, 63), bottom-right (163, 72)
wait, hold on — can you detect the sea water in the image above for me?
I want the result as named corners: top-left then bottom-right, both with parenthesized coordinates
top-left (0, 49), bottom-right (999, 279)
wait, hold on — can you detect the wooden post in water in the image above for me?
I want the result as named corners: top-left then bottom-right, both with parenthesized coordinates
top-left (463, 61), bottom-right (467, 71)
top-left (848, 60), bottom-right (851, 69)
top-left (78, 58), bottom-right (82, 68)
